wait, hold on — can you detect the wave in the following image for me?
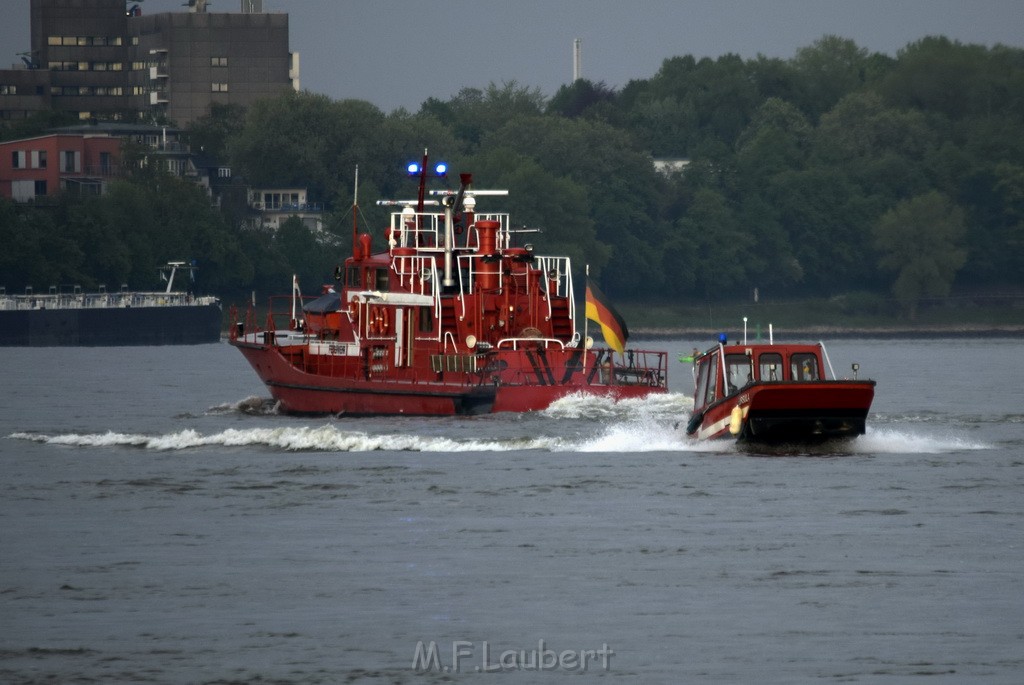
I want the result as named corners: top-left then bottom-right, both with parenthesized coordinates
top-left (8, 423), bottom-right (696, 454)
top-left (205, 395), bottom-right (281, 416)
top-left (542, 391), bottom-right (693, 420)
top-left (13, 424), bottom-right (979, 455)
top-left (854, 427), bottom-right (991, 453)
top-left (7, 391), bottom-right (990, 455)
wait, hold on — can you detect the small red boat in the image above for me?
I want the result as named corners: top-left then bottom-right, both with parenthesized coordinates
top-left (685, 332), bottom-right (875, 443)
top-left (229, 158), bottom-right (668, 416)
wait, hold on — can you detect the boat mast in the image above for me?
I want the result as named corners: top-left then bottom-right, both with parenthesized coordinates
top-left (165, 263), bottom-right (177, 293)
top-left (351, 165), bottom-right (359, 259)
top-left (415, 148), bottom-right (429, 214)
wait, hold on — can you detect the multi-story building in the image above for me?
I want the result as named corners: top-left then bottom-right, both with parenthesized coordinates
top-left (0, 0), bottom-right (298, 126)
top-left (0, 131), bottom-right (121, 200)
top-left (248, 187), bottom-right (324, 232)
top-left (2, 120), bottom-right (325, 234)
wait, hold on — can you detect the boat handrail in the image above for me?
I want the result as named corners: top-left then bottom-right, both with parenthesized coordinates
top-left (818, 341), bottom-right (837, 380)
top-left (386, 210), bottom-right (511, 251)
top-left (496, 337), bottom-right (565, 350)
top-left (443, 330), bottom-right (458, 354)
top-left (718, 342), bottom-right (728, 394)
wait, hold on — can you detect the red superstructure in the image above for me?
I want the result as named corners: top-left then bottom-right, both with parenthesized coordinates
top-left (229, 160), bottom-right (668, 415)
top-left (686, 335), bottom-right (876, 443)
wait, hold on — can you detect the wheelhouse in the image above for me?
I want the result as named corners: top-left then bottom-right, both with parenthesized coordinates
top-left (692, 343), bottom-right (829, 412)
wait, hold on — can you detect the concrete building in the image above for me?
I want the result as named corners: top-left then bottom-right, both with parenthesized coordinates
top-left (0, 0), bottom-right (298, 126)
top-left (0, 131), bottom-right (121, 200)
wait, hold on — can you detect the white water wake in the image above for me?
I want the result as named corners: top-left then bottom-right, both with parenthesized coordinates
top-left (8, 424), bottom-right (989, 455)
top-left (7, 390), bottom-right (992, 455)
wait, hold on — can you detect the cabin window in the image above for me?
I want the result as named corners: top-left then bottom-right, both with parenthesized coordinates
top-left (694, 357), bottom-right (710, 409)
top-left (725, 353), bottom-right (752, 395)
top-left (419, 306), bottom-right (433, 333)
top-left (345, 266), bottom-right (360, 287)
top-left (758, 352), bottom-right (783, 381)
top-left (791, 353), bottom-right (819, 381)
top-left (704, 352), bottom-right (719, 405)
top-left (375, 268), bottom-right (389, 292)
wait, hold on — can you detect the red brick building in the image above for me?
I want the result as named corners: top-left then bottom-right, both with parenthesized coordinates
top-left (0, 132), bottom-right (121, 201)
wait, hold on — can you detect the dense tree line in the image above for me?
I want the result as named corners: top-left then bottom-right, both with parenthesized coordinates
top-left (3, 35), bottom-right (1023, 316)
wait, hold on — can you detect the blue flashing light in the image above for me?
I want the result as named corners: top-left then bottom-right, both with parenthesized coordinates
top-left (718, 333), bottom-right (729, 344)
top-left (406, 161), bottom-right (448, 177)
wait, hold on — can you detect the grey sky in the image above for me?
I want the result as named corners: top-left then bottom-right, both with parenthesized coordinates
top-left (4, 0), bottom-right (1024, 113)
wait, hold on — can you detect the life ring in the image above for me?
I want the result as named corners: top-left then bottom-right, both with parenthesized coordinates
top-left (348, 300), bottom-right (359, 327)
top-left (369, 305), bottom-right (389, 335)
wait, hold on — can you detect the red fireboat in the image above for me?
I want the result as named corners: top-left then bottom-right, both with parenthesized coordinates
top-left (229, 156), bottom-right (668, 415)
top-left (685, 326), bottom-right (876, 443)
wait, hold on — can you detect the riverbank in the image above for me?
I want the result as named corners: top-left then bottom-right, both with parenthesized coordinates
top-left (632, 324), bottom-right (1024, 340)
top-left (619, 293), bottom-right (1024, 340)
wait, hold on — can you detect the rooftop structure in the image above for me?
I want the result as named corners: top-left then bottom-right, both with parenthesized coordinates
top-left (0, 0), bottom-right (298, 126)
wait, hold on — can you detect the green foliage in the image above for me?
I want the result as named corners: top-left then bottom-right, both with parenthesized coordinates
top-left (873, 191), bottom-right (967, 318)
top-left (5, 34), bottom-right (1024, 313)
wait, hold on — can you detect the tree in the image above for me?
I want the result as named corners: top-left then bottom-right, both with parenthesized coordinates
top-left (547, 79), bottom-right (618, 119)
top-left (663, 188), bottom-right (753, 297)
top-left (791, 35), bottom-right (873, 120)
top-left (735, 97), bottom-right (812, 188)
top-left (419, 82), bottom-right (546, 147)
top-left (186, 102), bottom-right (247, 161)
top-left (228, 91), bottom-right (386, 203)
top-left (873, 191), bottom-right (967, 318)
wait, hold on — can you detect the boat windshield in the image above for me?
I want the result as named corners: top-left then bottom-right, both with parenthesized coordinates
top-left (758, 352), bottom-right (783, 381)
top-left (791, 352), bottom-right (819, 381)
top-left (725, 354), bottom-right (752, 394)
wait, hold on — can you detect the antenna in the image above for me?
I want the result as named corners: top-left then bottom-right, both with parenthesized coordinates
top-left (573, 38), bottom-right (582, 82)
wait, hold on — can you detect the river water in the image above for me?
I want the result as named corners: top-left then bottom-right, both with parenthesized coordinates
top-left (1, 337), bottom-right (1022, 684)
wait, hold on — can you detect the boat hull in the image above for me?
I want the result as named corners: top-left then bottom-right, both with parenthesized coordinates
top-left (0, 304), bottom-right (222, 347)
top-left (234, 339), bottom-right (664, 416)
top-left (690, 381), bottom-right (876, 443)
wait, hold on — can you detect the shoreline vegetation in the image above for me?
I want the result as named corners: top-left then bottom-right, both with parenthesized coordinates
top-left (634, 324), bottom-right (1024, 340)
top-left (618, 295), bottom-right (1024, 340)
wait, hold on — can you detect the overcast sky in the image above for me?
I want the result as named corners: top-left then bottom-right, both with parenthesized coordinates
top-left (4, 0), bottom-right (1024, 112)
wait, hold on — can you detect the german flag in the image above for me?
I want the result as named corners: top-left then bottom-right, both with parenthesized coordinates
top-left (585, 278), bottom-right (629, 353)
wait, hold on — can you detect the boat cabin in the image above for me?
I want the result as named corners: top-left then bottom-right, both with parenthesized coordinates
top-left (692, 343), bottom-right (828, 412)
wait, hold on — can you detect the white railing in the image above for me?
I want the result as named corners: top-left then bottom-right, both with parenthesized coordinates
top-left (0, 291), bottom-right (217, 311)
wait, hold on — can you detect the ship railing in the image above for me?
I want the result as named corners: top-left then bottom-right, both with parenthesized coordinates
top-left (496, 337), bottom-right (566, 350)
top-left (481, 348), bottom-right (668, 388)
top-left (585, 349), bottom-right (669, 388)
top-left (387, 210), bottom-right (511, 252)
top-left (0, 291), bottom-right (213, 310)
top-left (391, 252), bottom-right (439, 298)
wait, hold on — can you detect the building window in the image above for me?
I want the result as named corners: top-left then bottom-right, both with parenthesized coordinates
top-left (30, 150), bottom-right (47, 169)
top-left (211, 82), bottom-right (229, 92)
top-left (34, 180), bottom-right (47, 196)
top-left (48, 36), bottom-right (61, 46)
top-left (211, 57), bottom-right (228, 67)
top-left (11, 150), bottom-right (25, 168)
top-left (62, 150), bottom-right (81, 173)
top-left (217, 167), bottom-right (231, 178)
top-left (131, 36), bottom-right (139, 46)
top-left (0, 85), bottom-right (15, 95)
